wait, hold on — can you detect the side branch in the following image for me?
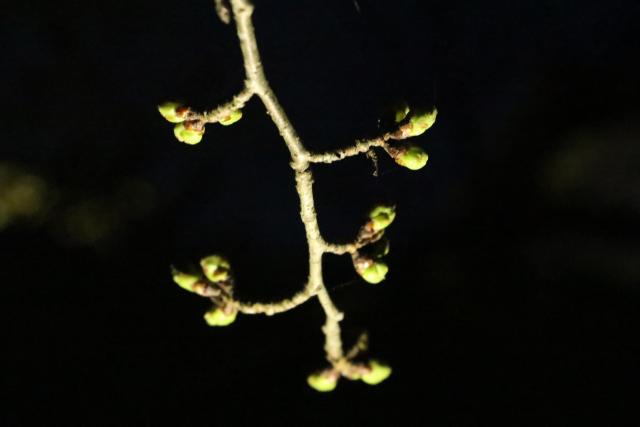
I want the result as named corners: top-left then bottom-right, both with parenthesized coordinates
top-left (324, 226), bottom-right (385, 255)
top-left (324, 237), bottom-right (379, 255)
top-left (307, 135), bottom-right (390, 164)
top-left (234, 285), bottom-right (318, 315)
top-left (186, 84), bottom-right (254, 124)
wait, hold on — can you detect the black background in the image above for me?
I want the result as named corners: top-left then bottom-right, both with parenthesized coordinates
top-left (3, 0), bottom-right (640, 425)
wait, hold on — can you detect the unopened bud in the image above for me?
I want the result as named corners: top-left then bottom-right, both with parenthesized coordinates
top-left (361, 360), bottom-right (392, 385)
top-left (158, 102), bottom-right (189, 123)
top-left (307, 370), bottom-right (338, 392)
top-left (394, 103), bottom-right (410, 123)
top-left (203, 306), bottom-right (237, 326)
top-left (390, 107), bottom-right (437, 140)
top-left (172, 271), bottom-right (200, 293)
top-left (394, 145), bottom-right (428, 170)
top-left (200, 255), bottom-right (231, 282)
top-left (173, 122), bottom-right (205, 145)
top-left (407, 108), bottom-right (437, 137)
top-left (368, 205), bottom-right (396, 232)
top-left (359, 260), bottom-right (389, 284)
top-left (219, 110), bottom-right (242, 126)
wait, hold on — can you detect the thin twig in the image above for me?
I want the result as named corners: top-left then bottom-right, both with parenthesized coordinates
top-left (324, 226), bottom-right (384, 255)
top-left (186, 83), bottom-right (254, 123)
top-left (234, 285), bottom-right (318, 315)
top-left (306, 135), bottom-right (390, 164)
top-left (345, 332), bottom-right (369, 360)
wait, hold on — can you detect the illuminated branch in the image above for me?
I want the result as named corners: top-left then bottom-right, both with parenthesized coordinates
top-left (159, 0), bottom-right (437, 391)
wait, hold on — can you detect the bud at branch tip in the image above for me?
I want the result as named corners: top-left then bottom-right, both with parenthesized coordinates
top-left (172, 270), bottom-right (200, 293)
top-left (361, 360), bottom-right (392, 385)
top-left (368, 205), bottom-right (396, 232)
top-left (174, 122), bottom-right (205, 145)
top-left (394, 145), bottom-right (428, 170)
top-left (158, 102), bottom-right (188, 123)
top-left (307, 370), bottom-right (338, 392)
top-left (359, 260), bottom-right (389, 284)
top-left (204, 306), bottom-right (237, 327)
top-left (200, 255), bottom-right (231, 282)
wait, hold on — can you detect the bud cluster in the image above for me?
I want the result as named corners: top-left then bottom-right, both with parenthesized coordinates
top-left (386, 104), bottom-right (437, 171)
top-left (157, 102), bottom-right (243, 145)
top-left (171, 254), bottom-right (238, 327)
top-left (352, 205), bottom-right (396, 284)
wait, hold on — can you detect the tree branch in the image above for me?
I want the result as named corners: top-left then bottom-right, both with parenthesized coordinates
top-left (164, 0), bottom-right (431, 389)
top-left (229, 0), bottom-right (343, 363)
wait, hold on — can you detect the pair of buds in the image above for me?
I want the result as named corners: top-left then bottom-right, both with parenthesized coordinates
top-left (172, 255), bottom-right (238, 326)
top-left (158, 102), bottom-right (243, 145)
top-left (307, 359), bottom-right (392, 392)
top-left (353, 205), bottom-right (395, 284)
top-left (388, 105), bottom-right (437, 171)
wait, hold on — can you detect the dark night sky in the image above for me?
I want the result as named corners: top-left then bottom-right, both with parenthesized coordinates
top-left (2, 0), bottom-right (640, 425)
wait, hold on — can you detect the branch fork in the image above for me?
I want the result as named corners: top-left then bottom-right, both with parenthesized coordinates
top-left (162, 0), bottom-right (437, 390)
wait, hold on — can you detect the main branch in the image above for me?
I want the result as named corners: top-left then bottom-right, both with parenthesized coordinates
top-left (229, 0), bottom-right (343, 363)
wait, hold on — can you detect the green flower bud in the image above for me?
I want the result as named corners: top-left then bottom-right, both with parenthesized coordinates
top-left (407, 108), bottom-right (437, 137)
top-left (173, 122), bottom-right (204, 145)
top-left (307, 371), bottom-right (338, 392)
top-left (172, 271), bottom-right (200, 293)
top-left (158, 102), bottom-right (188, 123)
top-left (361, 360), bottom-right (392, 385)
top-left (360, 261), bottom-right (388, 284)
top-left (368, 205), bottom-right (396, 231)
top-left (200, 255), bottom-right (231, 282)
top-left (203, 307), bottom-right (237, 327)
top-left (394, 145), bottom-right (428, 170)
top-left (394, 103), bottom-right (410, 123)
top-left (219, 110), bottom-right (243, 126)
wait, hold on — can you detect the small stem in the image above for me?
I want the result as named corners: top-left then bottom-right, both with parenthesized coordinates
top-left (344, 332), bottom-right (368, 360)
top-left (307, 135), bottom-right (390, 164)
top-left (202, 84), bottom-right (254, 123)
top-left (324, 227), bottom-right (385, 255)
top-left (324, 239), bottom-right (374, 255)
top-left (323, 242), bottom-right (360, 255)
top-left (234, 286), bottom-right (318, 315)
top-left (316, 287), bottom-right (344, 362)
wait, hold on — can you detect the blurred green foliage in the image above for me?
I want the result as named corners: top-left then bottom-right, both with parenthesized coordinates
top-left (0, 163), bottom-right (48, 230)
